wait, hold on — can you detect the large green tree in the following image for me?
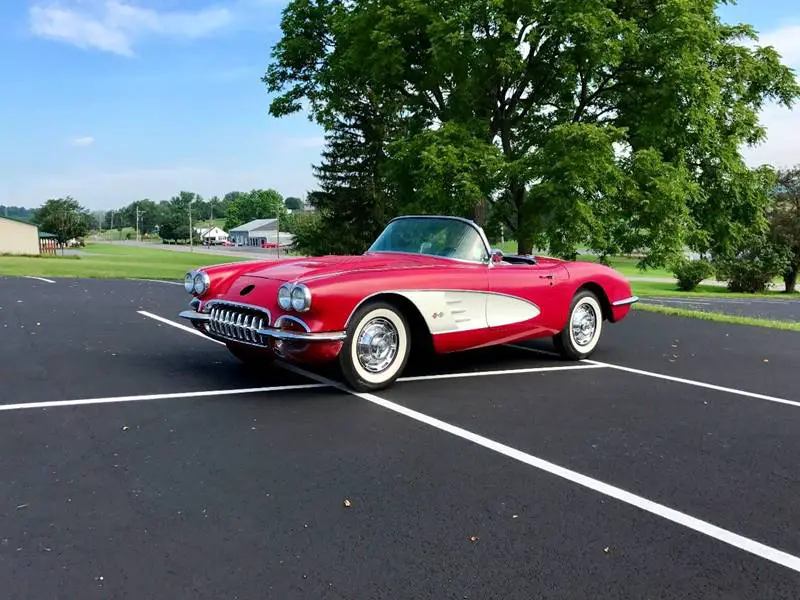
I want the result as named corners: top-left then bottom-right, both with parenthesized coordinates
top-left (769, 166), bottom-right (800, 292)
top-left (265, 0), bottom-right (800, 264)
top-left (224, 189), bottom-right (288, 230)
top-left (33, 196), bottom-right (93, 250)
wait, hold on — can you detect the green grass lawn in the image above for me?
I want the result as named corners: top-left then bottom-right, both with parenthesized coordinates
top-left (630, 281), bottom-right (795, 299)
top-left (0, 243), bottom-right (247, 280)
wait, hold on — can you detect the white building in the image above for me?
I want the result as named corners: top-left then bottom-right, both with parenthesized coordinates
top-left (228, 219), bottom-right (293, 247)
top-left (195, 226), bottom-right (228, 244)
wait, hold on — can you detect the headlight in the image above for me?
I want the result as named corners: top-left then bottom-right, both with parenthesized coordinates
top-left (192, 271), bottom-right (210, 296)
top-left (277, 284), bottom-right (292, 310)
top-left (290, 284), bottom-right (311, 312)
top-left (184, 272), bottom-right (195, 294)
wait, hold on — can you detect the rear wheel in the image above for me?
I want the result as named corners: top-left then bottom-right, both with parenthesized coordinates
top-left (553, 290), bottom-right (604, 360)
top-left (339, 301), bottom-right (411, 392)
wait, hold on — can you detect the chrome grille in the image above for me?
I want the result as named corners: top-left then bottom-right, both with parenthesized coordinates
top-left (206, 302), bottom-right (271, 346)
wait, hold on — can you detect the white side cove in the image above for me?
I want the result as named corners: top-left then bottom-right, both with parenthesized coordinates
top-left (390, 290), bottom-right (541, 334)
top-left (485, 293), bottom-right (541, 327)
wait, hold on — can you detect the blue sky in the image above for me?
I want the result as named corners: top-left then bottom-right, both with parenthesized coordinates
top-left (0, 1), bottom-right (798, 211)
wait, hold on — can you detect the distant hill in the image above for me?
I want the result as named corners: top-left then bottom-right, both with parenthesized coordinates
top-left (0, 206), bottom-right (35, 222)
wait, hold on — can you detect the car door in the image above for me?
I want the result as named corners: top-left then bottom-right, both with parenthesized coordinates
top-left (486, 258), bottom-right (572, 340)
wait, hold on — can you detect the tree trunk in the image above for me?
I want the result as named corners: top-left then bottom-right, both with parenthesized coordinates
top-left (784, 269), bottom-right (798, 293)
top-left (510, 182), bottom-right (532, 255)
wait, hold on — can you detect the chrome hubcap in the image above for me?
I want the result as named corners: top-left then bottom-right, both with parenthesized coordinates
top-left (571, 303), bottom-right (597, 346)
top-left (356, 317), bottom-right (399, 373)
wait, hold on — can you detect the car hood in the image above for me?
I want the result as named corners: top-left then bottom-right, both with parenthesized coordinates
top-left (239, 252), bottom-right (443, 283)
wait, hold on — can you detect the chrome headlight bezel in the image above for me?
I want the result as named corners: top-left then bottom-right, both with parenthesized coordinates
top-left (184, 272), bottom-right (195, 294)
top-left (277, 283), bottom-right (292, 310)
top-left (290, 284), bottom-right (311, 312)
top-left (277, 282), bottom-right (312, 312)
top-left (191, 271), bottom-right (210, 296)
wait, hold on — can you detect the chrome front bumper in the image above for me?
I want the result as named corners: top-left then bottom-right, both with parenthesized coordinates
top-left (178, 305), bottom-right (347, 344)
top-left (612, 295), bottom-right (639, 306)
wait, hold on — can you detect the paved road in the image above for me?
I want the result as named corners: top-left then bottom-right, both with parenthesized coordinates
top-left (99, 240), bottom-right (289, 260)
top-left (1, 277), bottom-right (800, 599)
top-left (641, 294), bottom-right (800, 322)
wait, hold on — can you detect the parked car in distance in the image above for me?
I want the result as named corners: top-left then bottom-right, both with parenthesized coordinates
top-left (179, 215), bottom-right (638, 391)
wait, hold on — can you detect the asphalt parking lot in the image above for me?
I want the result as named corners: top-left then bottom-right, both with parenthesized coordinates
top-left (2, 276), bottom-right (800, 599)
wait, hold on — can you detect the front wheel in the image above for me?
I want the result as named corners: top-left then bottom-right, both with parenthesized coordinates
top-left (339, 301), bottom-right (411, 392)
top-left (553, 290), bottom-right (604, 360)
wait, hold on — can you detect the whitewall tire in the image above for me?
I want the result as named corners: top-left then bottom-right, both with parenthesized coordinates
top-left (340, 301), bottom-right (411, 392)
top-left (553, 290), bottom-right (604, 360)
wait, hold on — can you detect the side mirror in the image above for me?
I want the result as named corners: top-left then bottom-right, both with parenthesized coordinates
top-left (490, 249), bottom-right (504, 263)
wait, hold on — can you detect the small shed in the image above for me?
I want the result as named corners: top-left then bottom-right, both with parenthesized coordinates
top-left (0, 216), bottom-right (41, 255)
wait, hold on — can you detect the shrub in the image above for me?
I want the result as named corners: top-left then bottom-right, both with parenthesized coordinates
top-left (670, 258), bottom-right (714, 291)
top-left (712, 235), bottom-right (788, 293)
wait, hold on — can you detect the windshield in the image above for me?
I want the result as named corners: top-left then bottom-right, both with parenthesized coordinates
top-left (367, 217), bottom-right (489, 263)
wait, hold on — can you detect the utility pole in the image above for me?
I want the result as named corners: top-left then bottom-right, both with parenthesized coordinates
top-left (135, 204), bottom-right (141, 243)
top-left (188, 199), bottom-right (193, 252)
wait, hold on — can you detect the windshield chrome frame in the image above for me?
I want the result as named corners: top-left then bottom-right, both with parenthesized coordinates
top-left (365, 215), bottom-right (494, 266)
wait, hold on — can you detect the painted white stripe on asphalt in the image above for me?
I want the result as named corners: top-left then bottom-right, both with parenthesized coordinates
top-left (138, 310), bottom-right (224, 343)
top-left (399, 363), bottom-right (606, 382)
top-left (131, 279), bottom-right (183, 285)
top-left (276, 364), bottom-right (800, 575)
top-left (585, 359), bottom-right (800, 409)
top-left (0, 383), bottom-right (327, 412)
top-left (23, 276), bottom-right (55, 284)
top-left (507, 344), bottom-right (800, 410)
top-left (142, 311), bottom-right (800, 574)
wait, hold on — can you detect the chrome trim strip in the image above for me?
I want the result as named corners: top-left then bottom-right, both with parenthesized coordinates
top-left (179, 304), bottom-right (344, 343)
top-left (203, 299), bottom-right (273, 322)
top-left (179, 309), bottom-right (210, 321)
top-left (274, 315), bottom-right (311, 332)
top-left (612, 295), bottom-right (639, 306)
top-left (255, 327), bottom-right (347, 342)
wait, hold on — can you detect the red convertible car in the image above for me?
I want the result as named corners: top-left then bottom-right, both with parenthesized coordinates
top-left (179, 215), bottom-right (638, 391)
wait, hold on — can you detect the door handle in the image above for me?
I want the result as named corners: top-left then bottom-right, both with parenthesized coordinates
top-left (539, 274), bottom-right (554, 279)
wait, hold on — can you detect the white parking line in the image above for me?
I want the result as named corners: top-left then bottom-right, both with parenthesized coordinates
top-left (400, 363), bottom-right (606, 381)
top-left (141, 310), bottom-right (800, 574)
top-left (506, 344), bottom-right (800, 410)
top-left (0, 383), bottom-right (327, 412)
top-left (131, 279), bottom-right (182, 285)
top-left (23, 276), bottom-right (55, 284)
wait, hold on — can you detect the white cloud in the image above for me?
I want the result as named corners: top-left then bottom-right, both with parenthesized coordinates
top-left (755, 23), bottom-right (800, 67)
top-left (29, 1), bottom-right (233, 56)
top-left (70, 136), bottom-right (95, 147)
top-left (738, 22), bottom-right (800, 169)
